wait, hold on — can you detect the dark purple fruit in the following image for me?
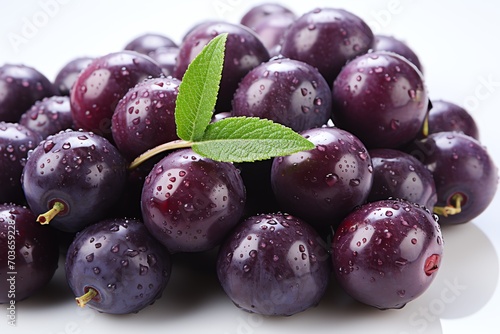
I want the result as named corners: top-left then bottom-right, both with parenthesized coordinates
top-left (65, 217), bottom-right (172, 314)
top-left (331, 51), bottom-right (428, 149)
top-left (19, 95), bottom-right (73, 139)
top-left (367, 148), bottom-right (437, 209)
top-left (412, 132), bottom-right (498, 225)
top-left (70, 51), bottom-right (163, 139)
top-left (217, 212), bottom-right (331, 316)
top-left (141, 148), bottom-right (246, 253)
top-left (148, 46), bottom-right (179, 77)
top-left (281, 7), bottom-right (374, 84)
top-left (111, 76), bottom-right (180, 161)
top-left (0, 64), bottom-right (56, 122)
top-left (53, 57), bottom-right (94, 96)
top-left (372, 35), bottom-right (423, 73)
top-left (423, 100), bottom-right (479, 140)
top-left (331, 198), bottom-right (444, 309)
top-left (124, 33), bottom-right (177, 55)
top-left (271, 127), bottom-right (373, 232)
top-left (231, 57), bottom-right (332, 132)
top-left (240, 3), bottom-right (295, 30)
top-left (0, 203), bottom-right (59, 303)
top-left (252, 13), bottom-right (296, 57)
top-left (0, 122), bottom-right (42, 204)
top-left (21, 129), bottom-right (128, 233)
top-left (174, 21), bottom-right (269, 112)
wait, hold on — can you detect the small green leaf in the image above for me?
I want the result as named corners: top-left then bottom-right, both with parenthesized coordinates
top-left (192, 117), bottom-right (315, 162)
top-left (175, 33), bottom-right (227, 141)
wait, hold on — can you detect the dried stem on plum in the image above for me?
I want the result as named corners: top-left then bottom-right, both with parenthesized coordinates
top-left (75, 288), bottom-right (98, 307)
top-left (37, 201), bottom-right (65, 225)
top-left (433, 193), bottom-right (463, 217)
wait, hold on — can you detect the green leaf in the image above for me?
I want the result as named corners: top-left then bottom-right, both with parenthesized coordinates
top-left (192, 117), bottom-right (315, 162)
top-left (175, 33), bottom-right (227, 141)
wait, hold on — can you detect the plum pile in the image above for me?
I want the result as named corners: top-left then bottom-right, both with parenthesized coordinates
top-left (0, 1), bottom-right (497, 321)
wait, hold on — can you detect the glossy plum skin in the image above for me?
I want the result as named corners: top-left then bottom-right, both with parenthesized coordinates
top-left (252, 13), bottom-right (296, 57)
top-left (240, 3), bottom-right (295, 30)
top-left (413, 132), bottom-right (498, 225)
top-left (53, 57), bottom-right (94, 96)
top-left (174, 21), bottom-right (270, 112)
top-left (331, 199), bottom-right (444, 310)
top-left (19, 95), bottom-right (73, 139)
top-left (0, 64), bottom-right (56, 122)
top-left (271, 127), bottom-right (373, 233)
top-left (124, 33), bottom-right (177, 55)
top-left (372, 35), bottom-right (423, 73)
top-left (217, 213), bottom-right (331, 316)
top-left (0, 122), bottom-right (42, 204)
top-left (22, 130), bottom-right (128, 233)
top-left (111, 76), bottom-right (180, 161)
top-left (0, 204), bottom-right (59, 303)
top-left (331, 51), bottom-right (428, 149)
top-left (424, 100), bottom-right (479, 140)
top-left (281, 8), bottom-right (374, 84)
top-left (367, 148), bottom-right (437, 209)
top-left (70, 51), bottom-right (163, 139)
top-left (65, 218), bottom-right (172, 314)
top-left (141, 148), bottom-right (246, 253)
top-left (148, 47), bottom-right (179, 77)
top-left (231, 57), bottom-right (332, 132)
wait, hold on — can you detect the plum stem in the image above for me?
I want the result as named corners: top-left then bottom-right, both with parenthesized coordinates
top-left (422, 114), bottom-right (429, 137)
top-left (433, 193), bottom-right (463, 217)
top-left (37, 201), bottom-right (65, 225)
top-left (75, 288), bottom-right (98, 307)
top-left (128, 139), bottom-right (193, 170)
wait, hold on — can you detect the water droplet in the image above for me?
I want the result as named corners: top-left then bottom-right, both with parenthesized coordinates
top-left (107, 283), bottom-right (116, 290)
top-left (147, 254), bottom-right (157, 267)
top-left (397, 290), bottom-right (406, 297)
top-left (85, 253), bottom-right (94, 262)
top-left (93, 267), bottom-right (101, 274)
top-left (62, 142), bottom-right (71, 150)
top-left (43, 140), bottom-right (55, 153)
top-left (111, 244), bottom-right (120, 253)
top-left (243, 264), bottom-right (250, 272)
top-left (249, 250), bottom-right (257, 258)
top-left (94, 243), bottom-right (102, 249)
top-left (408, 89), bottom-right (417, 99)
top-left (385, 210), bottom-right (393, 217)
top-left (390, 119), bottom-right (400, 130)
top-left (411, 238), bottom-right (418, 245)
top-left (325, 173), bottom-right (339, 186)
top-left (349, 179), bottom-right (360, 186)
top-left (139, 264), bottom-right (149, 276)
top-left (301, 88), bottom-right (308, 96)
top-left (125, 249), bottom-right (139, 257)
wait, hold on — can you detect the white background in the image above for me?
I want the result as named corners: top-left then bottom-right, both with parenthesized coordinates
top-left (1, 1), bottom-right (500, 333)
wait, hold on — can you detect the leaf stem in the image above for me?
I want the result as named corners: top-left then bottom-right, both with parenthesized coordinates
top-left (128, 139), bottom-right (194, 169)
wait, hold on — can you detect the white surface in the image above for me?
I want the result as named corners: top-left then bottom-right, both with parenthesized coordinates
top-left (1, 1), bottom-right (500, 333)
